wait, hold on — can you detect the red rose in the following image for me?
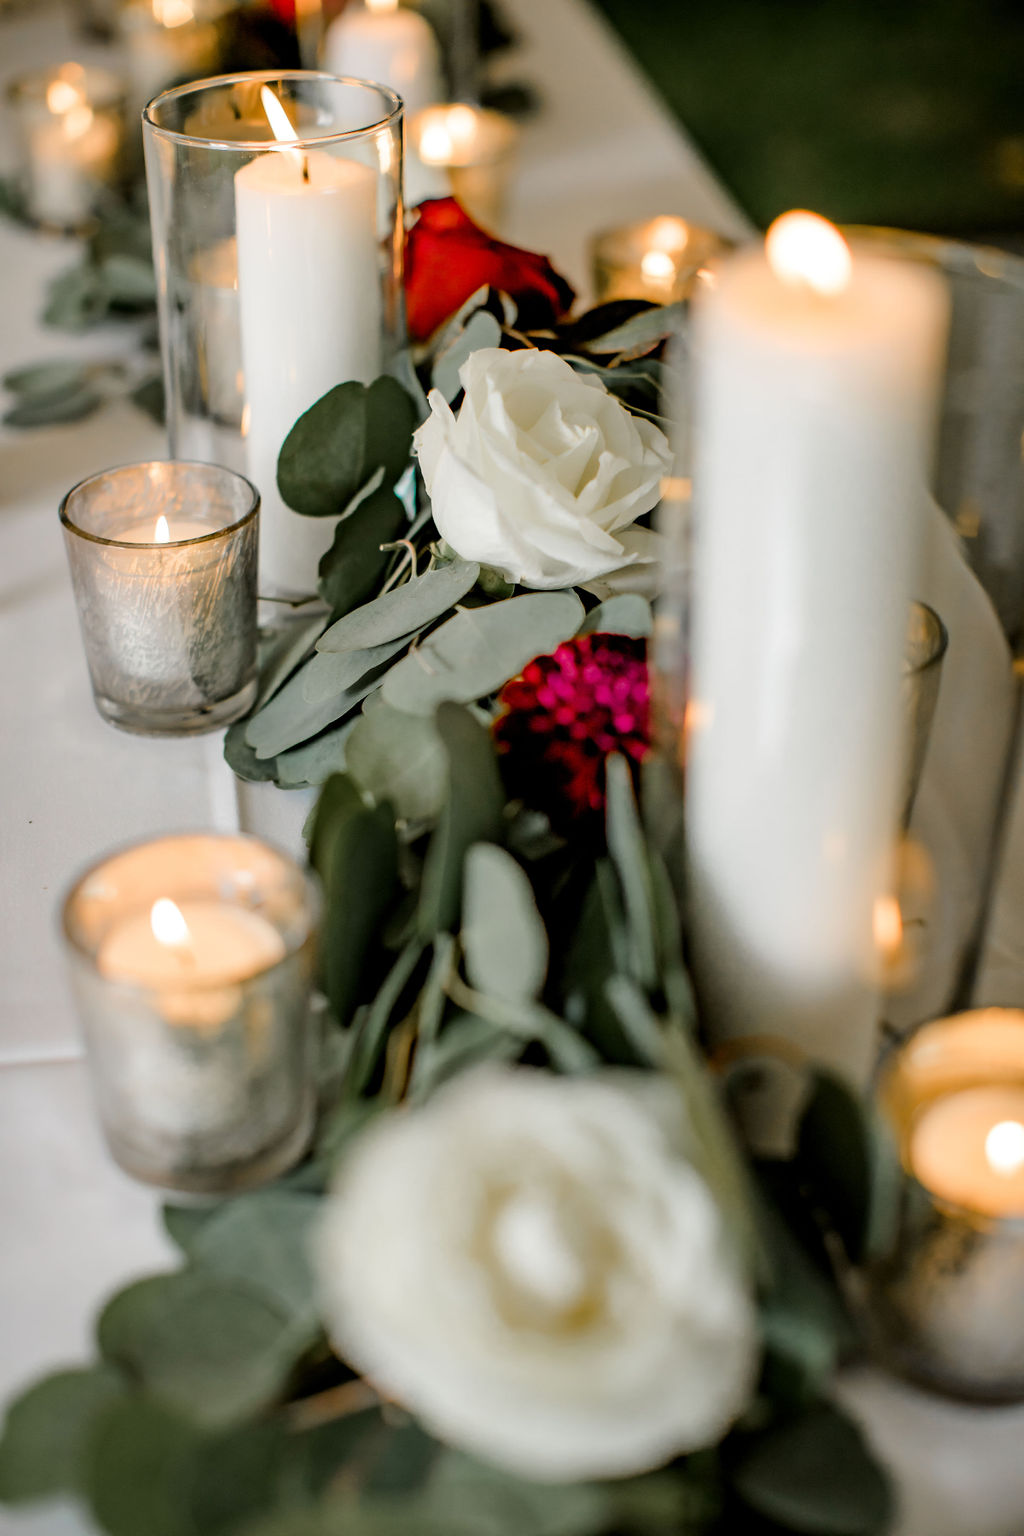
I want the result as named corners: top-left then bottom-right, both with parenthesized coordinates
top-left (405, 197), bottom-right (575, 343)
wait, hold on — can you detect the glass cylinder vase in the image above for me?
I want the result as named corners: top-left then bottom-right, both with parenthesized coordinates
top-left (143, 70), bottom-right (404, 601)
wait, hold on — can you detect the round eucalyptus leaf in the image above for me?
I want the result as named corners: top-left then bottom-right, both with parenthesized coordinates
top-left (278, 377), bottom-right (417, 518)
top-left (316, 559), bottom-right (480, 654)
top-left (85, 1396), bottom-right (200, 1536)
top-left (0, 1367), bottom-right (124, 1504)
top-left (462, 843), bottom-right (549, 1004)
top-left (346, 701), bottom-right (447, 823)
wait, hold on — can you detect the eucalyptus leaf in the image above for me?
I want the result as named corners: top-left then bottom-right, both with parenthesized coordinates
top-left (345, 935), bottom-right (425, 1096)
top-left (319, 792), bottom-right (399, 1026)
top-left (85, 1397), bottom-right (201, 1536)
top-left (301, 637), bottom-right (410, 706)
top-left (3, 359), bottom-right (93, 397)
top-left (276, 719), bottom-right (354, 786)
top-left (795, 1071), bottom-right (873, 1265)
top-left (583, 301), bottom-right (687, 357)
top-left (225, 718), bottom-right (280, 783)
top-left (43, 264), bottom-right (108, 330)
top-left (426, 1450), bottom-right (608, 1536)
top-left (186, 1191), bottom-right (322, 1327)
top-left (307, 771), bottom-right (364, 889)
top-left (432, 310), bottom-right (502, 402)
top-left (412, 1011), bottom-right (520, 1095)
top-left (346, 700), bottom-right (448, 823)
top-left (561, 865), bottom-right (641, 1066)
top-left (278, 377), bottom-right (417, 518)
top-left (256, 616), bottom-right (329, 710)
top-left (317, 484), bottom-right (408, 616)
top-left (130, 373), bottom-right (165, 424)
top-left (384, 592), bottom-right (585, 716)
top-left (246, 638), bottom-right (407, 759)
top-left (97, 1270), bottom-right (300, 1430)
top-left (163, 1203), bottom-right (221, 1252)
top-left (580, 594), bottom-right (652, 638)
top-left (463, 843), bottom-right (549, 1004)
top-left (605, 755), bottom-right (659, 990)
top-left (0, 1367), bottom-right (125, 1504)
top-left (4, 385), bottom-right (102, 426)
top-left (732, 1402), bottom-right (892, 1536)
top-left (101, 252), bottom-right (157, 306)
top-left (418, 703), bottom-right (504, 936)
top-left (317, 559), bottom-right (480, 654)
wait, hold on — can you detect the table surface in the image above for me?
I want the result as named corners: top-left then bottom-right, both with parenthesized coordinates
top-left (1, 5), bottom-right (1023, 1535)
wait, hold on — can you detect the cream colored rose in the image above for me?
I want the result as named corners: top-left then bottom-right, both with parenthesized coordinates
top-left (413, 348), bottom-right (672, 590)
top-left (313, 1068), bottom-right (757, 1482)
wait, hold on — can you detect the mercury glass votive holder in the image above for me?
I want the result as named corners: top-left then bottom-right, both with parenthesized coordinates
top-left (7, 63), bottom-right (126, 232)
top-left (62, 833), bottom-right (320, 1194)
top-left (590, 217), bottom-right (733, 306)
top-left (864, 1008), bottom-right (1024, 1401)
top-left (406, 102), bottom-right (518, 229)
top-left (60, 460), bottom-right (259, 736)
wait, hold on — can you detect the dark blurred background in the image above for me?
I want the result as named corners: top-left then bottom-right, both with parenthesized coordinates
top-left (591, 0), bottom-right (1024, 244)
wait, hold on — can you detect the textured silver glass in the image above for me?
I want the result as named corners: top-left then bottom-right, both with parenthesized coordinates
top-left (60, 460), bottom-right (258, 735)
top-left (848, 230), bottom-right (1024, 648)
top-left (591, 218), bottom-right (734, 306)
top-left (6, 64), bottom-right (126, 232)
top-left (865, 1010), bottom-right (1024, 1402)
top-left (62, 833), bottom-right (320, 1194)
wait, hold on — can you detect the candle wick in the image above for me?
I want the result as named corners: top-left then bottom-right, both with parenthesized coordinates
top-left (302, 155), bottom-right (310, 185)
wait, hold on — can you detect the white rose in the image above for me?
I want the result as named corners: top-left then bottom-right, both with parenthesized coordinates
top-left (313, 1067), bottom-right (757, 1482)
top-left (413, 348), bottom-right (673, 590)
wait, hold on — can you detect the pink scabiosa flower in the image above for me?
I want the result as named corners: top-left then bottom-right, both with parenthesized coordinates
top-left (493, 633), bottom-right (650, 829)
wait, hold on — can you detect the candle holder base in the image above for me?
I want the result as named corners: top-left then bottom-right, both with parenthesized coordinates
top-left (93, 675), bottom-right (257, 737)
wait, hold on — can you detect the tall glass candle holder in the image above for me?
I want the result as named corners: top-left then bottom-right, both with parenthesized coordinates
top-left (143, 71), bottom-right (404, 600)
top-left (62, 833), bottom-right (320, 1194)
top-left (865, 1009), bottom-right (1024, 1401)
top-left (7, 63), bottom-right (126, 232)
top-left (60, 460), bottom-right (259, 735)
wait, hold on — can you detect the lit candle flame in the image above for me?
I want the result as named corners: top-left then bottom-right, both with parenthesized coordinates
top-left (46, 77), bottom-right (84, 115)
top-left (62, 104), bottom-right (95, 142)
top-left (417, 103), bottom-right (479, 165)
top-left (151, 897), bottom-right (190, 948)
top-left (367, 0), bottom-right (399, 11)
top-left (648, 216), bottom-right (689, 254)
top-left (873, 894), bottom-right (903, 960)
top-left (640, 249), bottom-right (677, 285)
top-left (260, 85), bottom-right (307, 180)
top-left (153, 0), bottom-right (195, 27)
top-left (985, 1120), bottom-right (1024, 1177)
top-left (765, 210), bottom-right (852, 297)
top-left (154, 514), bottom-right (171, 543)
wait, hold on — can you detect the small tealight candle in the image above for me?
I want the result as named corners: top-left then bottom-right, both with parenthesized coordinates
top-left (7, 64), bottom-right (125, 231)
top-left (118, 0), bottom-right (224, 130)
top-left (406, 103), bottom-right (518, 229)
top-left (62, 834), bottom-right (319, 1193)
top-left (323, 0), bottom-right (443, 123)
top-left (60, 461), bottom-right (259, 735)
top-left (590, 216), bottom-right (732, 306)
top-left (866, 1009), bottom-right (1024, 1401)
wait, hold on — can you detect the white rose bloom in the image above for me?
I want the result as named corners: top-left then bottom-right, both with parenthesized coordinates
top-left (413, 348), bottom-right (673, 590)
top-left (313, 1068), bottom-right (757, 1482)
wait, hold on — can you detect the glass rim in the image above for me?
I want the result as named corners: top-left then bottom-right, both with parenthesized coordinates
top-left (142, 70), bottom-right (403, 151)
top-left (59, 460), bottom-right (260, 550)
top-left (843, 225), bottom-right (1024, 292)
top-left (60, 829), bottom-right (321, 990)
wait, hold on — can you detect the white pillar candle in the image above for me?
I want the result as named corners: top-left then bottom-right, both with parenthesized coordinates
top-left (324, 0), bottom-right (443, 124)
top-left (235, 88), bottom-right (382, 597)
top-left (120, 0), bottom-right (220, 129)
top-left (686, 211), bottom-right (948, 1088)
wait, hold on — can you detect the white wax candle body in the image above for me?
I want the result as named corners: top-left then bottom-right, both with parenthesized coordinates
top-left (687, 244), bottom-right (948, 1084)
top-left (26, 111), bottom-right (119, 229)
top-left (911, 1086), bottom-right (1024, 1218)
top-left (323, 4), bottom-right (442, 123)
top-left (235, 146), bottom-right (382, 597)
top-left (122, 11), bottom-right (219, 125)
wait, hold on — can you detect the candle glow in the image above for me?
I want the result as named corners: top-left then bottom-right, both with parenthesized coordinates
top-left (152, 0), bottom-right (194, 27)
top-left (150, 897), bottom-right (190, 948)
top-left (765, 210), bottom-right (852, 297)
top-left (367, 0), bottom-right (399, 11)
top-left (986, 1120), bottom-right (1024, 1177)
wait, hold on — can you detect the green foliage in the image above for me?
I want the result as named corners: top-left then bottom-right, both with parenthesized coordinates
top-left (418, 703), bottom-right (505, 936)
top-left (277, 378), bottom-right (418, 518)
top-left (0, 1368), bottom-right (124, 1503)
top-left (317, 484), bottom-right (409, 617)
top-left (346, 701), bottom-right (448, 823)
top-left (731, 1403), bottom-right (892, 1535)
top-left (316, 558), bottom-right (480, 654)
top-left (463, 843), bottom-right (549, 1003)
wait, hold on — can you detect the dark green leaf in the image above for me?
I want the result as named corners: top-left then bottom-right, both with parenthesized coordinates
top-left (278, 377), bottom-right (417, 517)
top-left (317, 559), bottom-right (480, 654)
top-left (317, 484), bottom-right (409, 615)
top-left (320, 797), bottom-right (399, 1026)
top-left (130, 373), bottom-right (165, 423)
top-left (426, 1450), bottom-right (608, 1536)
top-left (345, 936), bottom-right (425, 1096)
top-left (85, 1397), bottom-right (201, 1536)
top-left (0, 1368), bottom-right (124, 1504)
top-left (185, 1419), bottom-right (288, 1536)
top-left (346, 701), bottom-right (447, 824)
top-left (732, 1402), bottom-right (893, 1536)
top-left (384, 592), bottom-right (584, 715)
top-left (796, 1071), bottom-right (872, 1265)
top-left (163, 1203), bottom-right (221, 1252)
top-left (561, 866), bottom-right (641, 1065)
top-left (97, 1270), bottom-right (300, 1429)
top-left (3, 359), bottom-right (92, 397)
top-left (418, 703), bottom-right (504, 936)
top-left (605, 755), bottom-right (658, 990)
top-left (308, 772), bottom-right (363, 884)
top-left (4, 384), bottom-right (102, 426)
top-left (463, 843), bottom-right (548, 1003)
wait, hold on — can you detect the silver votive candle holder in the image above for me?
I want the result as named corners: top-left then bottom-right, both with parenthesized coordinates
top-left (590, 216), bottom-right (733, 305)
top-left (865, 1008), bottom-right (1024, 1402)
top-left (7, 62), bottom-right (126, 233)
top-left (406, 103), bottom-right (519, 230)
top-left (62, 833), bottom-right (320, 1194)
top-left (60, 460), bottom-right (259, 736)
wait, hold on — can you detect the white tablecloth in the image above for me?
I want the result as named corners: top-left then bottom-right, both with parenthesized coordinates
top-left (3, 5), bottom-right (1024, 1535)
